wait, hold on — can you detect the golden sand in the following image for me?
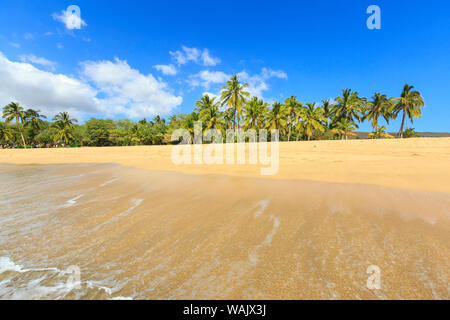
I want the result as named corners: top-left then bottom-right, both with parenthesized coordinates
top-left (1, 137), bottom-right (450, 192)
top-left (0, 138), bottom-right (449, 299)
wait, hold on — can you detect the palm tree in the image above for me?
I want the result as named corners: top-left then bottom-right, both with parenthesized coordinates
top-left (331, 118), bottom-right (359, 140)
top-left (53, 112), bottom-right (77, 128)
top-left (24, 109), bottom-right (47, 130)
top-left (2, 102), bottom-right (27, 148)
top-left (321, 99), bottom-right (334, 129)
top-left (181, 112), bottom-right (199, 143)
top-left (294, 103), bottom-right (306, 141)
top-left (24, 109), bottom-right (47, 145)
top-left (220, 75), bottom-right (250, 129)
top-left (333, 89), bottom-right (366, 125)
top-left (364, 93), bottom-right (393, 135)
top-left (299, 103), bottom-right (326, 141)
top-left (223, 108), bottom-right (234, 130)
top-left (0, 122), bottom-right (13, 146)
top-left (195, 95), bottom-right (215, 114)
top-left (195, 95), bottom-right (226, 131)
top-left (243, 97), bottom-right (268, 130)
top-left (266, 102), bottom-right (287, 135)
top-left (284, 96), bottom-right (302, 141)
top-left (392, 84), bottom-right (425, 138)
top-left (52, 112), bottom-right (78, 145)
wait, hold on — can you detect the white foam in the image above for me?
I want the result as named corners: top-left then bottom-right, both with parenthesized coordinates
top-left (0, 257), bottom-right (128, 300)
top-left (64, 194), bottom-right (84, 208)
top-left (111, 296), bottom-right (133, 300)
top-left (118, 199), bottom-right (144, 218)
top-left (0, 256), bottom-right (61, 274)
top-left (100, 178), bottom-right (120, 187)
top-left (0, 256), bottom-right (23, 273)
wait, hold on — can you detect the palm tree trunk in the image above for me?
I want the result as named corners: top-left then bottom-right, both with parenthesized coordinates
top-left (288, 114), bottom-right (293, 142)
top-left (398, 107), bottom-right (406, 138)
top-left (16, 116), bottom-right (26, 148)
top-left (234, 92), bottom-right (238, 130)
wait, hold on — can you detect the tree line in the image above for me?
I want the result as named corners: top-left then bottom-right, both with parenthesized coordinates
top-left (0, 76), bottom-right (424, 148)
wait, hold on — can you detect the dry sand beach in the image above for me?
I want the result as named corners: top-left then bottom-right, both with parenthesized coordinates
top-left (2, 137), bottom-right (450, 192)
top-left (0, 138), bottom-right (449, 299)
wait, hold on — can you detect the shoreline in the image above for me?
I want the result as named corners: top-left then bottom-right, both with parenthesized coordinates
top-left (1, 137), bottom-right (450, 193)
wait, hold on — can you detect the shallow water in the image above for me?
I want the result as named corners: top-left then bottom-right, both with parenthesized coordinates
top-left (0, 163), bottom-right (449, 299)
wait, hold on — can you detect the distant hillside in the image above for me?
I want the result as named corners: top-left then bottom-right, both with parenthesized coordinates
top-left (354, 132), bottom-right (450, 139)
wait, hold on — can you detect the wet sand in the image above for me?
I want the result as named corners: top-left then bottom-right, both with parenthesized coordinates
top-left (0, 163), bottom-right (449, 299)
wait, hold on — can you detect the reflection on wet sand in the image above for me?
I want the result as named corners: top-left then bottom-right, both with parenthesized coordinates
top-left (0, 163), bottom-right (449, 299)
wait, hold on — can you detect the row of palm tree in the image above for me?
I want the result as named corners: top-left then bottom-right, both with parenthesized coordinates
top-left (192, 77), bottom-right (425, 141)
top-left (1, 78), bottom-right (425, 147)
top-left (1, 102), bottom-right (77, 147)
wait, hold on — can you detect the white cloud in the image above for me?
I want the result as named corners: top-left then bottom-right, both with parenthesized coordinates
top-left (170, 46), bottom-right (200, 65)
top-left (10, 42), bottom-right (20, 48)
top-left (153, 64), bottom-right (177, 76)
top-left (188, 67), bottom-right (287, 100)
top-left (188, 70), bottom-right (231, 89)
top-left (170, 46), bottom-right (220, 66)
top-left (0, 52), bottom-right (98, 119)
top-left (57, 43), bottom-right (64, 49)
top-left (238, 68), bottom-right (287, 98)
top-left (260, 67), bottom-right (288, 80)
top-left (80, 58), bottom-right (182, 118)
top-left (52, 7), bottom-right (87, 30)
top-left (201, 49), bottom-right (221, 66)
top-left (19, 54), bottom-right (57, 71)
top-left (24, 33), bottom-right (34, 40)
top-left (0, 53), bottom-right (182, 120)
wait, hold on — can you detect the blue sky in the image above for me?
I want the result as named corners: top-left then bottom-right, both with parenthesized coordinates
top-left (0, 0), bottom-right (449, 131)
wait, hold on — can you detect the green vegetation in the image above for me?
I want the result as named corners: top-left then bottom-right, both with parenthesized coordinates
top-left (0, 77), bottom-right (426, 148)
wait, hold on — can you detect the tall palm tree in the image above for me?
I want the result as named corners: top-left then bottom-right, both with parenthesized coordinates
top-left (195, 95), bottom-right (226, 131)
top-left (220, 75), bottom-right (250, 129)
top-left (392, 84), bottom-right (425, 138)
top-left (2, 102), bottom-right (27, 148)
top-left (243, 97), bottom-right (268, 130)
top-left (299, 103), bottom-right (326, 141)
top-left (0, 122), bottom-right (13, 146)
top-left (364, 93), bottom-right (393, 135)
top-left (333, 89), bottom-right (366, 125)
top-left (284, 96), bottom-right (302, 141)
top-left (52, 112), bottom-right (78, 145)
top-left (266, 102), bottom-right (287, 135)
